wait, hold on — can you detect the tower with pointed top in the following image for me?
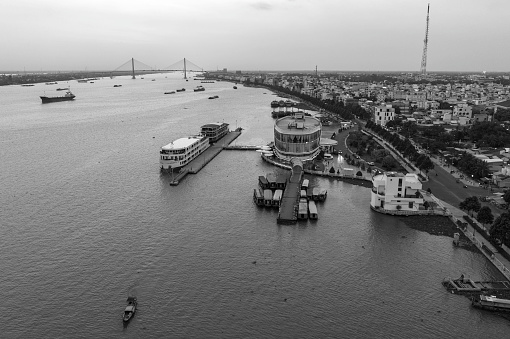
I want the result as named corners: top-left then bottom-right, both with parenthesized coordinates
top-left (420, 4), bottom-right (430, 75)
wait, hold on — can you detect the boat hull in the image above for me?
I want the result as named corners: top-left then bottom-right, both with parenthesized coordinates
top-left (40, 96), bottom-right (75, 103)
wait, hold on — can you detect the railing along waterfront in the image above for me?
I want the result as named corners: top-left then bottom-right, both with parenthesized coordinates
top-left (370, 205), bottom-right (448, 216)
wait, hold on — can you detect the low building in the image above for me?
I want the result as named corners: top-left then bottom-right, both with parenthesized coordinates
top-left (370, 172), bottom-right (424, 212)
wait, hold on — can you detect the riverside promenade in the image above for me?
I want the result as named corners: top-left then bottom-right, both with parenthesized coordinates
top-left (434, 198), bottom-right (510, 281)
top-left (169, 130), bottom-right (241, 185)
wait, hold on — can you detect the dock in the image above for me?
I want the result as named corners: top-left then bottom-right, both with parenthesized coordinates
top-left (442, 275), bottom-right (510, 295)
top-left (169, 130), bottom-right (241, 185)
top-left (223, 145), bottom-right (260, 151)
top-left (277, 159), bottom-right (303, 224)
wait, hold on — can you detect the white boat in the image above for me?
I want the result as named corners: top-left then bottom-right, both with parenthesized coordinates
top-left (160, 134), bottom-right (210, 170)
top-left (472, 295), bottom-right (510, 312)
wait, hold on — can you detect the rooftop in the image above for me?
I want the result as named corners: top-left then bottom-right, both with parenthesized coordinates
top-left (161, 135), bottom-right (205, 150)
top-left (274, 114), bottom-right (321, 135)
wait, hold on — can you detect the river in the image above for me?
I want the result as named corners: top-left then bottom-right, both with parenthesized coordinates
top-left (0, 73), bottom-right (508, 338)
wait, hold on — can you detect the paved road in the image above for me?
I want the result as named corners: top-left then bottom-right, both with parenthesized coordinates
top-left (422, 164), bottom-right (487, 208)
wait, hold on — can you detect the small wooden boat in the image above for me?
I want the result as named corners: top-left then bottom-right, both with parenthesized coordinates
top-left (123, 297), bottom-right (137, 322)
top-left (165, 91), bottom-right (176, 94)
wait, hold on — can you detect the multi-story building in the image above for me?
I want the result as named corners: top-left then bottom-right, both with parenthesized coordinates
top-left (374, 104), bottom-right (395, 126)
top-left (370, 172), bottom-right (424, 212)
top-left (453, 103), bottom-right (473, 119)
top-left (273, 113), bottom-right (322, 162)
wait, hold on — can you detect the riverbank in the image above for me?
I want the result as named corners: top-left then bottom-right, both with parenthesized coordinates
top-left (0, 70), bottom-right (162, 86)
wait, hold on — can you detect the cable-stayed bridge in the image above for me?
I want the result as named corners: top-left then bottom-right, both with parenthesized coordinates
top-left (111, 58), bottom-right (203, 79)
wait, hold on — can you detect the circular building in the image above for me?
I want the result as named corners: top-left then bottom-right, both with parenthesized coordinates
top-left (273, 113), bottom-right (322, 162)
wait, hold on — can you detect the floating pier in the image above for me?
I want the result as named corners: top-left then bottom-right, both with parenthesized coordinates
top-left (169, 130), bottom-right (241, 185)
top-left (277, 159), bottom-right (303, 224)
top-left (442, 275), bottom-right (510, 295)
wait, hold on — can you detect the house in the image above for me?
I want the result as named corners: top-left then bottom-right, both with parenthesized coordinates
top-left (374, 104), bottom-right (395, 127)
top-left (453, 103), bottom-right (473, 119)
top-left (370, 172), bottom-right (424, 212)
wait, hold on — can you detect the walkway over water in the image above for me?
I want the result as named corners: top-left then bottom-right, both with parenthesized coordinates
top-left (169, 130), bottom-right (241, 185)
top-left (277, 159), bottom-right (303, 224)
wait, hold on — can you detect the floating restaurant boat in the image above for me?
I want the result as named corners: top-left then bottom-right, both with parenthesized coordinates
top-left (298, 198), bottom-right (308, 219)
top-left (40, 90), bottom-right (75, 103)
top-left (258, 176), bottom-right (269, 189)
top-left (301, 179), bottom-right (309, 191)
top-left (272, 189), bottom-right (283, 207)
top-left (123, 297), bottom-right (137, 322)
top-left (263, 189), bottom-right (273, 207)
top-left (308, 200), bottom-right (318, 219)
top-left (472, 295), bottom-right (510, 312)
top-left (253, 189), bottom-right (264, 206)
top-left (266, 173), bottom-right (277, 189)
top-left (160, 134), bottom-right (210, 170)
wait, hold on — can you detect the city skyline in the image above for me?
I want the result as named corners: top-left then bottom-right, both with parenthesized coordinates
top-left (2, 0), bottom-right (509, 72)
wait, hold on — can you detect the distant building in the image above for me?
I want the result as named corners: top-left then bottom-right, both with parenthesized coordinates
top-left (453, 103), bottom-right (473, 119)
top-left (374, 104), bottom-right (395, 126)
top-left (370, 172), bottom-right (424, 212)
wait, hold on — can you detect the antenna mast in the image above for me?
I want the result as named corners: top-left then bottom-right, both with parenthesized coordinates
top-left (420, 4), bottom-right (430, 75)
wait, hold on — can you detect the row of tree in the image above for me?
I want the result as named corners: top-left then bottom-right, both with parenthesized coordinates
top-left (459, 195), bottom-right (510, 248)
top-left (249, 82), bottom-right (372, 121)
top-left (365, 120), bottom-right (435, 174)
top-left (454, 153), bottom-right (491, 180)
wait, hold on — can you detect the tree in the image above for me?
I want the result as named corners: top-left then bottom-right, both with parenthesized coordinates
top-left (490, 212), bottom-right (510, 247)
top-left (503, 190), bottom-right (510, 206)
top-left (381, 155), bottom-right (397, 170)
top-left (401, 121), bottom-right (418, 139)
top-left (356, 170), bottom-right (363, 177)
top-left (476, 206), bottom-right (494, 227)
top-left (329, 166), bottom-right (336, 174)
top-left (459, 196), bottom-right (481, 216)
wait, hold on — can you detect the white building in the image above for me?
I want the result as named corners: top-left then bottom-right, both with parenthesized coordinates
top-left (453, 103), bottom-right (473, 119)
top-left (370, 172), bottom-right (424, 212)
top-left (374, 104), bottom-right (395, 126)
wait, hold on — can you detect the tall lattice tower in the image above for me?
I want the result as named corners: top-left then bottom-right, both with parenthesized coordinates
top-left (420, 4), bottom-right (430, 75)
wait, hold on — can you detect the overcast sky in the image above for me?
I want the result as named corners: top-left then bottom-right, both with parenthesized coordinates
top-left (1, 0), bottom-right (508, 72)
